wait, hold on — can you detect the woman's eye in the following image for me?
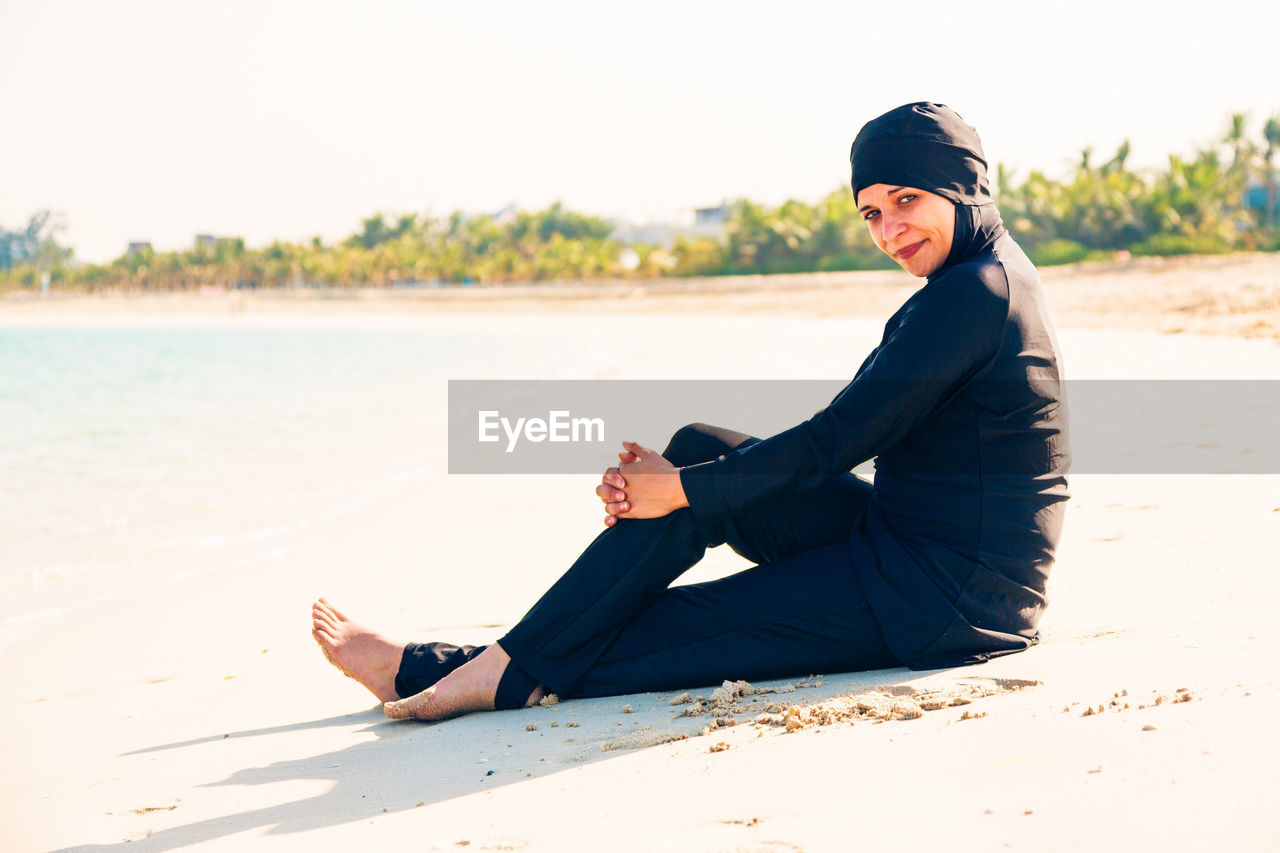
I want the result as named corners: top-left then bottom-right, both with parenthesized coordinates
top-left (862, 210), bottom-right (879, 221)
top-left (898, 194), bottom-right (916, 204)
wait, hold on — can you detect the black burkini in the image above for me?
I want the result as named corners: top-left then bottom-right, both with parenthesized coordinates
top-left (395, 103), bottom-right (1071, 702)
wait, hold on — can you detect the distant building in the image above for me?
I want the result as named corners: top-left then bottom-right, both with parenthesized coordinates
top-left (611, 202), bottom-right (731, 248)
top-left (194, 234), bottom-right (244, 254)
top-left (126, 241), bottom-right (152, 254)
top-left (694, 203), bottom-right (730, 226)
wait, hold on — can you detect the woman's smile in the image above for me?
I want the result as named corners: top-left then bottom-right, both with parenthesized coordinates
top-left (856, 184), bottom-right (956, 277)
top-left (894, 240), bottom-right (926, 260)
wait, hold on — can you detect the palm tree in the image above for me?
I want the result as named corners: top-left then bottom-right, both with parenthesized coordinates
top-left (1263, 114), bottom-right (1280, 232)
top-left (1225, 112), bottom-right (1251, 173)
top-left (1222, 112), bottom-right (1257, 229)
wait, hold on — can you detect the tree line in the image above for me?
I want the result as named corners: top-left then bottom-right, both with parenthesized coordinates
top-left (3, 112), bottom-right (1278, 292)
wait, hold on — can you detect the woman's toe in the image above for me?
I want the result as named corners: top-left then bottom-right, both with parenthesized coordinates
top-left (384, 689), bottom-right (431, 719)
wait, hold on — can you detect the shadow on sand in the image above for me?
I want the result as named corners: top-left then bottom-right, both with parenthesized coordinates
top-left (54, 667), bottom-right (926, 852)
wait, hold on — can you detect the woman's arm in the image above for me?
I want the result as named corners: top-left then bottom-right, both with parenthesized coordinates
top-left (675, 266), bottom-right (1009, 521)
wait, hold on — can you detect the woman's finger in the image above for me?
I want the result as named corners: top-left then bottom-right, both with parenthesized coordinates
top-left (601, 465), bottom-right (627, 490)
top-left (596, 483), bottom-right (628, 503)
top-left (622, 440), bottom-right (656, 459)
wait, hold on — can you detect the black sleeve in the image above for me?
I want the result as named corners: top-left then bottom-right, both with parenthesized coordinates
top-left (677, 268), bottom-right (1009, 521)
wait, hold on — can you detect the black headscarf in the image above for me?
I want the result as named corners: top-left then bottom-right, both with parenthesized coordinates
top-left (849, 102), bottom-right (1006, 279)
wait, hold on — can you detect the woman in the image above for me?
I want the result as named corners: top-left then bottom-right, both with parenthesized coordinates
top-left (310, 102), bottom-right (1071, 720)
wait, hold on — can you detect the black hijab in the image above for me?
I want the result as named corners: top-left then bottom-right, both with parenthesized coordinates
top-left (849, 102), bottom-right (1006, 280)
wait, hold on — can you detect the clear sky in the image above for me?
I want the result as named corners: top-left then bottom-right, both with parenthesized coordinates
top-left (3, 0), bottom-right (1278, 263)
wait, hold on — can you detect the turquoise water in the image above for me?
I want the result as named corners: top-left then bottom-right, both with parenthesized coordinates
top-left (0, 313), bottom-right (886, 644)
top-left (0, 324), bottom-right (587, 641)
top-left (4, 328), bottom-right (424, 524)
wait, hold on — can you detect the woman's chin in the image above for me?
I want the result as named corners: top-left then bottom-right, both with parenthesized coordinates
top-left (894, 252), bottom-right (944, 278)
top-left (895, 258), bottom-right (932, 278)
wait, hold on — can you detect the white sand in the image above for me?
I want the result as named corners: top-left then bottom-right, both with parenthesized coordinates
top-left (2, 297), bottom-right (1278, 851)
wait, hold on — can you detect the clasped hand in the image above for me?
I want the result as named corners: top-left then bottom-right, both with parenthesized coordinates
top-left (595, 440), bottom-right (688, 527)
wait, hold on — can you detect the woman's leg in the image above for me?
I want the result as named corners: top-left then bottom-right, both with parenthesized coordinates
top-left (393, 641), bottom-right (483, 700)
top-left (493, 475), bottom-right (881, 696)
top-left (389, 422), bottom-right (880, 707)
top-left (390, 422), bottom-right (766, 697)
top-left (496, 424), bottom-right (878, 695)
top-left (571, 542), bottom-right (896, 697)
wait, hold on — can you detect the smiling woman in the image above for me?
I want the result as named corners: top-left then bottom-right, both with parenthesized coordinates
top-left (856, 186), bottom-right (956, 277)
top-left (313, 102), bottom-right (1072, 724)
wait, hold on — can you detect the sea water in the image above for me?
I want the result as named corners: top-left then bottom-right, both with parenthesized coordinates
top-left (0, 312), bottom-right (890, 647)
top-left (0, 322), bottom-right (605, 646)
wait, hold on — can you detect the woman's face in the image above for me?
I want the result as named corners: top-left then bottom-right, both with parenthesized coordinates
top-left (856, 184), bottom-right (955, 277)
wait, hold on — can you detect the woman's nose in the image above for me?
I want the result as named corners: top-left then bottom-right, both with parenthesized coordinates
top-left (881, 210), bottom-right (907, 241)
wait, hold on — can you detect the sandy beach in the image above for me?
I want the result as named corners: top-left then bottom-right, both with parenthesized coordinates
top-left (3, 255), bottom-right (1279, 852)
top-left (6, 251), bottom-right (1279, 342)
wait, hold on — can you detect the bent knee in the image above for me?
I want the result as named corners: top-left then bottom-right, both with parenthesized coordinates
top-left (662, 422), bottom-right (752, 467)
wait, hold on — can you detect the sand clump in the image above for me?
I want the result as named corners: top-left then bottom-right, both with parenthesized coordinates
top-left (673, 677), bottom-right (822, 722)
top-left (1075, 686), bottom-right (1198, 716)
top-left (677, 677), bottom-right (1041, 736)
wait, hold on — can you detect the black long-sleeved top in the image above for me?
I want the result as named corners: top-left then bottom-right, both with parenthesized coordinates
top-left (678, 222), bottom-right (1071, 670)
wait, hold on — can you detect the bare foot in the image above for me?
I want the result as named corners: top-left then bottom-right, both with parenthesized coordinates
top-left (383, 643), bottom-right (544, 721)
top-left (311, 598), bottom-right (403, 703)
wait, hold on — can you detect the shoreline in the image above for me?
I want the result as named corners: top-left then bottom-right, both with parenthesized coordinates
top-left (3, 251), bottom-right (1279, 342)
